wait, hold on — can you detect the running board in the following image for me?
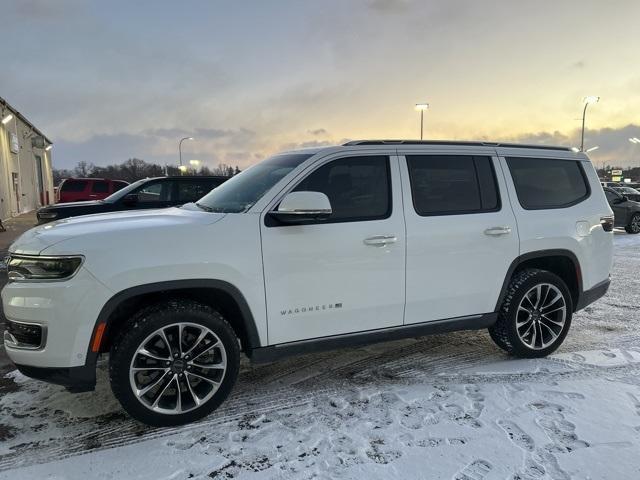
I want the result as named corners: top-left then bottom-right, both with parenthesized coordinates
top-left (249, 313), bottom-right (498, 364)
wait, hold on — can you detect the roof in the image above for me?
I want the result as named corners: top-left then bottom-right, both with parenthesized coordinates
top-left (343, 140), bottom-right (572, 151)
top-left (0, 96), bottom-right (52, 145)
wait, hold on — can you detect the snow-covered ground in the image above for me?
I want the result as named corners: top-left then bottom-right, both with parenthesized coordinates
top-left (0, 232), bottom-right (639, 480)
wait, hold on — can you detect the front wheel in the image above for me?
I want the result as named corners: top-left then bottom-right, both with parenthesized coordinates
top-left (625, 213), bottom-right (640, 234)
top-left (489, 269), bottom-right (572, 358)
top-left (109, 300), bottom-right (240, 426)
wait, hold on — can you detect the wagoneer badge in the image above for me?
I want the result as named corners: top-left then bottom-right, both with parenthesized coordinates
top-left (281, 303), bottom-right (343, 316)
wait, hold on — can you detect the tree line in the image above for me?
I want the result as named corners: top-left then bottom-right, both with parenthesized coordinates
top-left (53, 158), bottom-right (241, 185)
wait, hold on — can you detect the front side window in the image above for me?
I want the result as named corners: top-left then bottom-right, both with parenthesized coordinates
top-left (292, 155), bottom-right (391, 223)
top-left (137, 181), bottom-right (174, 202)
top-left (604, 189), bottom-right (621, 203)
top-left (196, 153), bottom-right (313, 213)
top-left (506, 157), bottom-right (589, 210)
top-left (406, 155), bottom-right (500, 216)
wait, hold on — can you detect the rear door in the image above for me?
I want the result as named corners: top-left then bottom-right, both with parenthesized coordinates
top-left (399, 148), bottom-right (519, 324)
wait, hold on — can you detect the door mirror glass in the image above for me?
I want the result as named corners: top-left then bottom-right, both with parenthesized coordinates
top-left (613, 196), bottom-right (626, 204)
top-left (271, 191), bottom-right (332, 223)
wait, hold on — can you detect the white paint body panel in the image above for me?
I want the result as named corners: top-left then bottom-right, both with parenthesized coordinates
top-left (261, 153), bottom-right (405, 344)
top-left (398, 151), bottom-right (519, 323)
top-left (2, 144), bottom-right (614, 370)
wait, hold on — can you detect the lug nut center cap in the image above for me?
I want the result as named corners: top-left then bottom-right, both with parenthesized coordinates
top-left (172, 358), bottom-right (186, 373)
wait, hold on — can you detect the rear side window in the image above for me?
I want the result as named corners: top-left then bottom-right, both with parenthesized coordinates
top-left (293, 155), bottom-right (391, 222)
top-left (91, 181), bottom-right (109, 193)
top-left (506, 157), bottom-right (589, 210)
top-left (60, 180), bottom-right (87, 192)
top-left (406, 155), bottom-right (500, 216)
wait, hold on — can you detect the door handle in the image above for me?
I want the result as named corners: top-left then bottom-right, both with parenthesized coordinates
top-left (364, 235), bottom-right (397, 246)
top-left (484, 226), bottom-right (512, 236)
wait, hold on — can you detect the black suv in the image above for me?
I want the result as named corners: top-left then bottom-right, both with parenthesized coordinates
top-left (37, 176), bottom-right (228, 224)
top-left (603, 187), bottom-right (640, 234)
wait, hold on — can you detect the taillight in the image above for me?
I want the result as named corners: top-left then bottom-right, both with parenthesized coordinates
top-left (600, 215), bottom-right (614, 232)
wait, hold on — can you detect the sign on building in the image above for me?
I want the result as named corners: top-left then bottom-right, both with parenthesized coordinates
top-left (611, 169), bottom-right (623, 176)
top-left (9, 132), bottom-right (19, 154)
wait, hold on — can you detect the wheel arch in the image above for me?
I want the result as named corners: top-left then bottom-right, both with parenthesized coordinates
top-left (85, 279), bottom-right (262, 369)
top-left (495, 249), bottom-right (583, 313)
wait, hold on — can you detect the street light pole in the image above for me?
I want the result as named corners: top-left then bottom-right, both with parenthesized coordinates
top-left (580, 96), bottom-right (599, 152)
top-left (415, 103), bottom-right (429, 140)
top-left (178, 137), bottom-right (194, 167)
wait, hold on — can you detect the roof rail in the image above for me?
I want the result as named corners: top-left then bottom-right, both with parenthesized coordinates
top-left (342, 140), bottom-right (572, 151)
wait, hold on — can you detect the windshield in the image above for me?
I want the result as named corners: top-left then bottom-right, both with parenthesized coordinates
top-left (103, 178), bottom-right (150, 202)
top-left (622, 187), bottom-right (640, 194)
top-left (195, 153), bottom-right (313, 213)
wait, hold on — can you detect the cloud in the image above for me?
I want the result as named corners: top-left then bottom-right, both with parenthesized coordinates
top-left (308, 128), bottom-right (328, 136)
top-left (571, 60), bottom-right (586, 69)
top-left (505, 124), bottom-right (640, 168)
top-left (368, 0), bottom-right (412, 13)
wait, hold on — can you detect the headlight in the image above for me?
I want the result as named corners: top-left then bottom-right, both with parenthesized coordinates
top-left (7, 255), bottom-right (83, 282)
top-left (37, 211), bottom-right (58, 220)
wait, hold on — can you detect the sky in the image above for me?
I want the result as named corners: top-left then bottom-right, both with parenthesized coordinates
top-left (2, 0), bottom-right (640, 171)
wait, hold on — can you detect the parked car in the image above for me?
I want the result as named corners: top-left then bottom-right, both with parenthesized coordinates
top-left (37, 176), bottom-right (228, 224)
top-left (611, 186), bottom-right (640, 202)
top-left (57, 178), bottom-right (129, 203)
top-left (603, 187), bottom-right (640, 233)
top-left (4, 141), bottom-right (613, 426)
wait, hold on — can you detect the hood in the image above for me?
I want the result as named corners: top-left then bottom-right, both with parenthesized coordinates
top-left (40, 200), bottom-right (103, 210)
top-left (10, 206), bottom-right (226, 255)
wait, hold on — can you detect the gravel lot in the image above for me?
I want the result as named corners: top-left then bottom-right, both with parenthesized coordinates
top-left (0, 231), bottom-right (638, 479)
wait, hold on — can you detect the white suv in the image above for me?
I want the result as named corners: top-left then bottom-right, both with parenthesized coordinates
top-left (2, 141), bottom-right (613, 426)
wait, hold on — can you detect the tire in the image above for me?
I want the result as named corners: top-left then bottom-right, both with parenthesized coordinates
top-left (109, 299), bottom-right (240, 426)
top-left (488, 269), bottom-right (573, 358)
top-left (625, 213), bottom-right (640, 234)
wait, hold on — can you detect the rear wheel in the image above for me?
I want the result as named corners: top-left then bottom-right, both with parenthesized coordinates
top-left (109, 299), bottom-right (240, 426)
top-left (489, 269), bottom-right (572, 358)
top-left (625, 213), bottom-right (640, 234)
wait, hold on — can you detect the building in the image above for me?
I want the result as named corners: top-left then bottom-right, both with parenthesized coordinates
top-left (0, 96), bottom-right (55, 221)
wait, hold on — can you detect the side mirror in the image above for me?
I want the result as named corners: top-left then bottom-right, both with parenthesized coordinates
top-left (123, 193), bottom-right (139, 206)
top-left (613, 196), bottom-right (627, 204)
top-left (270, 191), bottom-right (332, 224)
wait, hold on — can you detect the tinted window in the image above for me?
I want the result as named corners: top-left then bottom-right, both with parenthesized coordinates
top-left (91, 181), bottom-right (109, 193)
top-left (178, 180), bottom-right (216, 202)
top-left (293, 156), bottom-right (390, 222)
top-left (61, 180), bottom-right (87, 192)
top-left (406, 155), bottom-right (500, 215)
top-left (506, 158), bottom-right (589, 209)
top-left (112, 181), bottom-right (128, 192)
top-left (136, 181), bottom-right (174, 202)
top-left (197, 154), bottom-right (312, 213)
top-left (604, 190), bottom-right (620, 203)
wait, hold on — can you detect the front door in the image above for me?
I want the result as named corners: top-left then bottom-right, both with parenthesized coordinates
top-left (261, 154), bottom-right (406, 345)
top-left (399, 152), bottom-right (519, 324)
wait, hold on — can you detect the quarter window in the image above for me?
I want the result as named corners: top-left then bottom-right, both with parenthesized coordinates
top-left (292, 156), bottom-right (391, 222)
top-left (506, 157), bottom-right (589, 209)
top-left (406, 155), bottom-right (500, 216)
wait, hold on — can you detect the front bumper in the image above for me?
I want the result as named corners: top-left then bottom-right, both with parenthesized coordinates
top-left (14, 363), bottom-right (96, 392)
top-left (2, 267), bottom-right (112, 388)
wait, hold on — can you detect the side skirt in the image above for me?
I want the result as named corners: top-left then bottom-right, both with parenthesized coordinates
top-left (249, 312), bottom-right (497, 364)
